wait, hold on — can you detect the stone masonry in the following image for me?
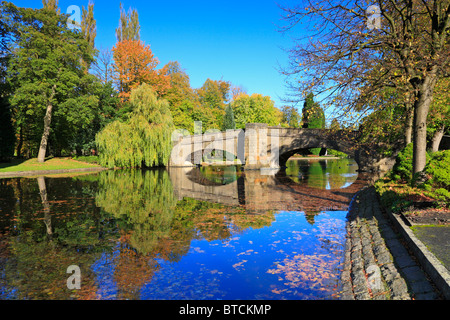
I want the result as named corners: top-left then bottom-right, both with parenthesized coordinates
top-left (340, 187), bottom-right (441, 300)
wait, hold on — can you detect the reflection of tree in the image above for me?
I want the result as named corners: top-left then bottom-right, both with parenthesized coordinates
top-left (172, 198), bottom-right (275, 244)
top-left (199, 166), bottom-right (240, 185)
top-left (0, 176), bottom-right (113, 299)
top-left (305, 211), bottom-right (320, 225)
top-left (37, 177), bottom-right (52, 239)
top-left (113, 244), bottom-right (158, 300)
top-left (326, 159), bottom-right (347, 190)
top-left (285, 159), bottom-right (358, 190)
top-left (2, 231), bottom-right (99, 299)
top-left (307, 161), bottom-right (325, 189)
top-left (96, 169), bottom-right (177, 255)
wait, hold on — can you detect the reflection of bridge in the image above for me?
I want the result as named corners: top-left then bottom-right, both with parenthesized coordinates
top-left (168, 166), bottom-right (379, 214)
top-left (170, 123), bottom-right (397, 172)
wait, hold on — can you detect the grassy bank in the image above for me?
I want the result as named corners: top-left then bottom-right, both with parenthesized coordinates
top-left (0, 157), bottom-right (101, 173)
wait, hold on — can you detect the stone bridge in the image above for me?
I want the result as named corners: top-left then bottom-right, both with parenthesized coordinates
top-left (169, 123), bottom-right (397, 172)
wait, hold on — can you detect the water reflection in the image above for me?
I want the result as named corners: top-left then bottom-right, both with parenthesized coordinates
top-left (285, 158), bottom-right (358, 190)
top-left (0, 159), bottom-right (376, 300)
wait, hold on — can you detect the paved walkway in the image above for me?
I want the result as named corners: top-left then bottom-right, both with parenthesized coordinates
top-left (340, 187), bottom-right (441, 300)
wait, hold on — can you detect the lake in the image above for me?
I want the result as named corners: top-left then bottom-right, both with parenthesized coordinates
top-left (0, 158), bottom-right (374, 300)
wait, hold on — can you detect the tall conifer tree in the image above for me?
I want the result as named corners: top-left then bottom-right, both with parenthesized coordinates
top-left (115, 2), bottom-right (140, 42)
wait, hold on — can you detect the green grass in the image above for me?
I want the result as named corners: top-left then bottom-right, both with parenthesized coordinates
top-left (71, 155), bottom-right (100, 164)
top-left (0, 157), bottom-right (101, 173)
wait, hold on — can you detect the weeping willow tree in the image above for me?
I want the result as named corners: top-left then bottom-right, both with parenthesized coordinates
top-left (96, 169), bottom-right (177, 255)
top-left (96, 83), bottom-right (174, 168)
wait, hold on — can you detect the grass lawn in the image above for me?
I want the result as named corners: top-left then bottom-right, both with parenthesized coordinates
top-left (0, 157), bottom-right (102, 173)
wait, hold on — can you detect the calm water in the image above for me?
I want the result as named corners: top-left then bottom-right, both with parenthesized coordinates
top-left (0, 158), bottom-right (371, 300)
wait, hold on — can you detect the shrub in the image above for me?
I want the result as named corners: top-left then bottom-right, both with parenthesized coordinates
top-left (391, 143), bottom-right (431, 184)
top-left (424, 150), bottom-right (450, 190)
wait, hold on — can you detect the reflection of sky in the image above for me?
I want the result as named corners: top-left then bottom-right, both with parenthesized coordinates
top-left (86, 211), bottom-right (347, 299)
top-left (136, 211), bottom-right (347, 300)
top-left (90, 250), bottom-right (120, 300)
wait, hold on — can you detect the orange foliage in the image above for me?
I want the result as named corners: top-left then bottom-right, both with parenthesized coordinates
top-left (112, 40), bottom-right (171, 101)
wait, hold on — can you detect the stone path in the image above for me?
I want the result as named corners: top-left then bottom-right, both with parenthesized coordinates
top-left (340, 187), bottom-right (441, 300)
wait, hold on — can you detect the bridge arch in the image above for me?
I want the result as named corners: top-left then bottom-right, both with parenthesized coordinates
top-left (269, 127), bottom-right (359, 168)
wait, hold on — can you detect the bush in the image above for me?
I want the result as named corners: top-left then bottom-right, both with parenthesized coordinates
top-left (424, 150), bottom-right (450, 190)
top-left (375, 180), bottom-right (412, 213)
top-left (391, 143), bottom-right (430, 184)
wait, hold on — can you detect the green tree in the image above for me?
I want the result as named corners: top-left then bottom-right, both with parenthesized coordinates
top-left (115, 2), bottom-right (140, 42)
top-left (96, 83), bottom-right (174, 168)
top-left (196, 78), bottom-right (231, 130)
top-left (281, 105), bottom-right (301, 128)
top-left (0, 96), bottom-right (14, 161)
top-left (222, 104), bottom-right (236, 130)
top-left (301, 93), bottom-right (325, 155)
top-left (42, 0), bottom-right (59, 13)
top-left (330, 118), bottom-right (340, 131)
top-left (163, 61), bottom-right (197, 132)
top-left (0, 7), bottom-right (14, 161)
top-left (81, 0), bottom-right (97, 71)
top-left (5, 3), bottom-right (96, 162)
top-left (231, 93), bottom-right (282, 129)
top-left (302, 93), bottom-right (325, 129)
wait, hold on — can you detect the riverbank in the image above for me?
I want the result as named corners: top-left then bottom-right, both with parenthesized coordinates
top-left (289, 155), bottom-right (342, 160)
top-left (0, 157), bottom-right (106, 178)
top-left (340, 186), bottom-right (444, 300)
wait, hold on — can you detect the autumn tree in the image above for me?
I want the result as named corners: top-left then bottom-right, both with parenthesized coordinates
top-left (116, 2), bottom-right (140, 42)
top-left (279, 0), bottom-right (450, 174)
top-left (112, 40), bottom-right (170, 101)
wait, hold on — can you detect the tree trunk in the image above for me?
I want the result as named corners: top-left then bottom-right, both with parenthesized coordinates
top-left (431, 124), bottom-right (445, 153)
top-left (37, 85), bottom-right (56, 163)
top-left (16, 125), bottom-right (23, 157)
top-left (37, 103), bottom-right (53, 163)
top-left (405, 102), bottom-right (413, 145)
top-left (412, 76), bottom-right (437, 175)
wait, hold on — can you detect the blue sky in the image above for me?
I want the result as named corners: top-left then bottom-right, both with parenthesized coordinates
top-left (16, 0), bottom-right (299, 109)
